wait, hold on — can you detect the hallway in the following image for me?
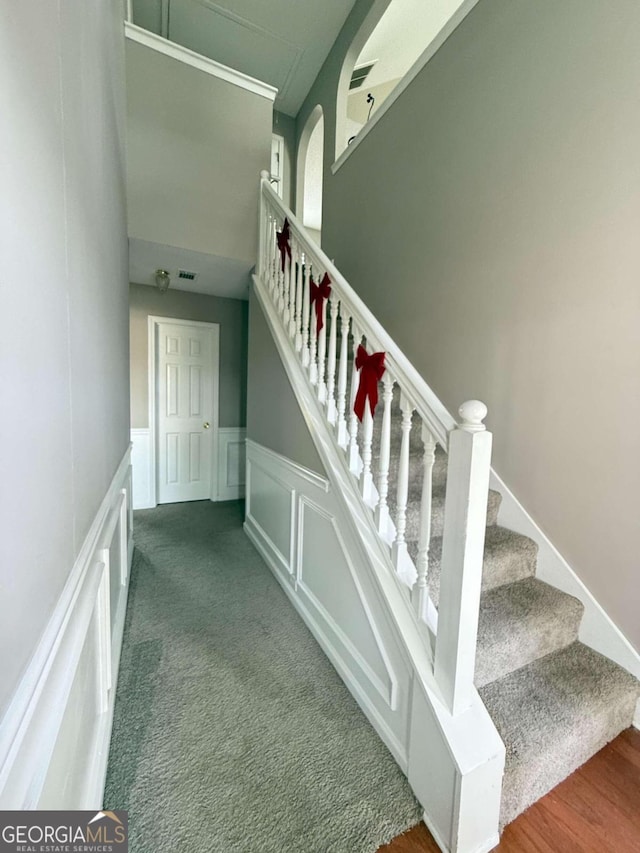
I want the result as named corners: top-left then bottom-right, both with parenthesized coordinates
top-left (104, 501), bottom-right (421, 852)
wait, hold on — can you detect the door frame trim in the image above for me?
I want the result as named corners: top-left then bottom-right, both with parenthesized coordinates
top-left (147, 316), bottom-right (221, 505)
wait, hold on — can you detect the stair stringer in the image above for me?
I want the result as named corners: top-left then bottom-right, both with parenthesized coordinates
top-left (248, 274), bottom-right (505, 853)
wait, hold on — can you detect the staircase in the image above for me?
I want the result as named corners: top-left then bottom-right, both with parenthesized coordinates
top-left (251, 171), bottom-right (639, 850)
top-left (374, 394), bottom-right (638, 828)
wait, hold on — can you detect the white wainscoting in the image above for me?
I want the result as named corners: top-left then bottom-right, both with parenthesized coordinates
top-left (243, 439), bottom-right (413, 769)
top-left (132, 426), bottom-right (245, 507)
top-left (0, 448), bottom-right (134, 809)
top-left (217, 427), bottom-right (246, 501)
top-left (131, 428), bottom-right (154, 509)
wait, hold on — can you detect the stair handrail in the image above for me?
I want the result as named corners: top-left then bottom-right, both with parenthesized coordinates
top-left (258, 173), bottom-right (455, 449)
top-left (256, 171), bottom-right (492, 716)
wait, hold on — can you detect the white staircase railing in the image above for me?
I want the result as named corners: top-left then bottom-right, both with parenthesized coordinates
top-left (256, 171), bottom-right (492, 715)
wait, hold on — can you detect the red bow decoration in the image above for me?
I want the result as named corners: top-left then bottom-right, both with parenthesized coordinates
top-left (309, 272), bottom-right (332, 335)
top-left (276, 218), bottom-right (291, 273)
top-left (354, 345), bottom-right (386, 422)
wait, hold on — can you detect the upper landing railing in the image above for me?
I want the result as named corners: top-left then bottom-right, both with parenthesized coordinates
top-left (255, 171), bottom-right (492, 716)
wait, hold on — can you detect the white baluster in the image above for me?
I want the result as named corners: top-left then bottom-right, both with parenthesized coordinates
top-left (326, 298), bottom-right (339, 423)
top-left (258, 171), bottom-right (269, 279)
top-left (270, 216), bottom-right (278, 298)
top-left (317, 291), bottom-right (328, 402)
top-left (434, 401), bottom-right (492, 716)
top-left (301, 261), bottom-right (311, 368)
top-left (360, 403), bottom-right (376, 507)
top-left (294, 251), bottom-right (304, 352)
top-left (413, 423), bottom-right (437, 621)
top-left (282, 240), bottom-right (291, 328)
top-left (289, 240), bottom-right (299, 340)
top-left (375, 373), bottom-right (395, 541)
top-left (309, 268), bottom-right (319, 385)
top-left (336, 310), bottom-right (350, 448)
top-left (347, 327), bottom-right (363, 474)
top-left (392, 393), bottom-right (414, 580)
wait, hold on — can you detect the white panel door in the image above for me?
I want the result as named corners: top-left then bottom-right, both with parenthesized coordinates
top-left (157, 322), bottom-right (215, 503)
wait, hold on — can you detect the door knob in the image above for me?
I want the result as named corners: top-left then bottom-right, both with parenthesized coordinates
top-left (203, 422), bottom-right (210, 429)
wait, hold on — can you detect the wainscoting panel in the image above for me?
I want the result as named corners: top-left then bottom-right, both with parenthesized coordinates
top-left (244, 440), bottom-right (413, 769)
top-left (0, 447), bottom-right (134, 809)
top-left (217, 427), bottom-right (246, 500)
top-left (131, 428), bottom-right (154, 509)
top-left (297, 496), bottom-right (396, 708)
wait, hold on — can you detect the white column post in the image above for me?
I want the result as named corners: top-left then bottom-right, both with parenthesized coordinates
top-left (257, 171), bottom-right (269, 279)
top-left (434, 401), bottom-right (492, 716)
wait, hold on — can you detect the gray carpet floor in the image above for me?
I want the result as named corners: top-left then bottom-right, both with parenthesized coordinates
top-left (104, 500), bottom-right (421, 853)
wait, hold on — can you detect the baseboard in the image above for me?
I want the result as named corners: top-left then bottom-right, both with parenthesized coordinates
top-left (0, 447), bottom-right (134, 808)
top-left (217, 427), bottom-right (247, 500)
top-left (490, 468), bottom-right (640, 682)
top-left (131, 428), bottom-right (155, 509)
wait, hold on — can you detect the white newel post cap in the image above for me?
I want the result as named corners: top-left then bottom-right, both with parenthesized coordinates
top-left (458, 400), bottom-right (487, 432)
top-left (260, 169), bottom-right (270, 181)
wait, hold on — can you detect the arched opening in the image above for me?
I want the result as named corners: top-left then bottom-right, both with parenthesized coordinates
top-left (296, 105), bottom-right (324, 246)
top-left (336, 0), bottom-right (476, 159)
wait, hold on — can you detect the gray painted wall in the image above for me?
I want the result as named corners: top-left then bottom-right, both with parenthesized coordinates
top-left (126, 38), bottom-right (272, 265)
top-left (130, 283), bottom-right (248, 429)
top-left (297, 0), bottom-right (640, 650)
top-left (247, 290), bottom-right (325, 476)
top-left (0, 1), bottom-right (130, 716)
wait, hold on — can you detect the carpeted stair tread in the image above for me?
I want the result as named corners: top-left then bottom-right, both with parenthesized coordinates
top-left (479, 641), bottom-right (640, 828)
top-left (408, 525), bottom-right (538, 606)
top-left (475, 578), bottom-right (584, 688)
top-left (393, 484), bottom-right (501, 541)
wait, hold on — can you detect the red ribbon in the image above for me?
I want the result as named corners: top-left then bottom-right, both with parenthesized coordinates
top-left (309, 272), bottom-right (332, 335)
top-left (276, 218), bottom-right (291, 273)
top-left (354, 345), bottom-right (386, 422)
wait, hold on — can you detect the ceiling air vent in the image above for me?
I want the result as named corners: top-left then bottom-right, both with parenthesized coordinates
top-left (349, 62), bottom-right (376, 90)
top-left (178, 269), bottom-right (198, 281)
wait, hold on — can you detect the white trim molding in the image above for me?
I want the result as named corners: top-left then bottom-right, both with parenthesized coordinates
top-left (131, 428), bottom-right (154, 509)
top-left (124, 22), bottom-right (278, 103)
top-left (0, 447), bottom-right (134, 809)
top-left (217, 428), bottom-right (247, 501)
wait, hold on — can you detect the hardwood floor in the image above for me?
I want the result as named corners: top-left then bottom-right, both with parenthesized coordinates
top-left (379, 728), bottom-right (640, 852)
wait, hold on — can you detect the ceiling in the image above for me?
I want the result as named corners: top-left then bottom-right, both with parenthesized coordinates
top-left (129, 238), bottom-right (252, 299)
top-left (131, 0), bottom-right (358, 116)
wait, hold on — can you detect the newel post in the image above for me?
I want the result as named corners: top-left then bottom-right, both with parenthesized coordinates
top-left (257, 170), bottom-right (270, 278)
top-left (434, 401), bottom-right (492, 716)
